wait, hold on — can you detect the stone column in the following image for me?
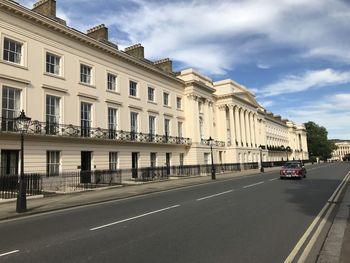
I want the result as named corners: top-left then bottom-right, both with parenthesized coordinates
top-left (240, 109), bottom-right (246, 147)
top-left (245, 111), bottom-right (251, 147)
top-left (229, 106), bottom-right (235, 146)
top-left (208, 101), bottom-right (214, 138)
top-left (203, 99), bottom-right (209, 139)
top-left (250, 113), bottom-right (255, 147)
top-left (253, 114), bottom-right (258, 147)
top-left (218, 106), bottom-right (227, 142)
top-left (187, 94), bottom-right (200, 143)
top-left (234, 106), bottom-right (241, 146)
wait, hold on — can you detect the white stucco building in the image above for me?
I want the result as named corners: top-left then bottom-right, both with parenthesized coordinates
top-left (331, 141), bottom-right (350, 161)
top-left (0, 0), bottom-right (308, 179)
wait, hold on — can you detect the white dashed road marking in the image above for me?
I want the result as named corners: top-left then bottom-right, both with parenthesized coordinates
top-left (90, 204), bottom-right (180, 231)
top-left (196, 190), bottom-right (233, 201)
top-left (0, 250), bottom-right (19, 257)
top-left (243, 181), bottom-right (264, 189)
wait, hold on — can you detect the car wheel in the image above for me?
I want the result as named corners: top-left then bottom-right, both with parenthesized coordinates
top-left (280, 177), bottom-right (284, 180)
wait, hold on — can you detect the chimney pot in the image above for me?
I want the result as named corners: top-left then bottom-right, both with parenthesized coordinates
top-left (87, 24), bottom-right (109, 42)
top-left (32, 0), bottom-right (56, 18)
top-left (154, 58), bottom-right (173, 73)
top-left (124, 44), bottom-right (144, 59)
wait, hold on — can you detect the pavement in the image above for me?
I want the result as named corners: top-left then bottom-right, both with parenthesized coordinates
top-left (0, 165), bottom-right (349, 263)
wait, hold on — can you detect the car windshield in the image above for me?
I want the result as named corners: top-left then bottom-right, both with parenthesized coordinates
top-left (284, 163), bottom-right (300, 168)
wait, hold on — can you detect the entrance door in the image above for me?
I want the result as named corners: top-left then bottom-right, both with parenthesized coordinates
top-left (1, 150), bottom-right (19, 175)
top-left (165, 153), bottom-right (171, 175)
top-left (81, 151), bottom-right (92, 183)
top-left (131, 152), bottom-right (138, 178)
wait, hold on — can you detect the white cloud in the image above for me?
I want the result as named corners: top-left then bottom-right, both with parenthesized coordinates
top-left (258, 69), bottom-right (350, 97)
top-left (16, 0), bottom-right (350, 75)
top-left (257, 63), bottom-right (271, 69)
top-left (259, 100), bottom-right (274, 108)
top-left (275, 93), bottom-right (350, 139)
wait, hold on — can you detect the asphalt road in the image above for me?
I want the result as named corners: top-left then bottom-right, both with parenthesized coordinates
top-left (0, 162), bottom-right (349, 263)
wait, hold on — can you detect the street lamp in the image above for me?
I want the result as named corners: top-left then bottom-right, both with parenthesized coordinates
top-left (259, 145), bottom-right (264, 173)
top-left (15, 110), bottom-right (31, 213)
top-left (286, 146), bottom-right (290, 161)
top-left (207, 136), bottom-right (216, 180)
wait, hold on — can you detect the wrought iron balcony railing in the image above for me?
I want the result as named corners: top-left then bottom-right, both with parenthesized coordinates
top-left (200, 138), bottom-right (225, 147)
top-left (0, 118), bottom-right (192, 146)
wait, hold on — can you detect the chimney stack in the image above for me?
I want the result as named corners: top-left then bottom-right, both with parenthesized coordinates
top-left (32, 0), bottom-right (66, 25)
top-left (154, 58), bottom-right (173, 73)
top-left (125, 44), bottom-right (144, 59)
top-left (32, 0), bottom-right (56, 18)
top-left (87, 24), bottom-right (109, 42)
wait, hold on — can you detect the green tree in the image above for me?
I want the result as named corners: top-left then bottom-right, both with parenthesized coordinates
top-left (343, 153), bottom-right (350, 161)
top-left (304, 121), bottom-right (337, 161)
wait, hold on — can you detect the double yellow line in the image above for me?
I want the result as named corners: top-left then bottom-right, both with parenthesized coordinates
top-left (284, 170), bottom-right (350, 263)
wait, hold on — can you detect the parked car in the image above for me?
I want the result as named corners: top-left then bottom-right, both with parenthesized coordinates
top-left (280, 161), bottom-right (306, 179)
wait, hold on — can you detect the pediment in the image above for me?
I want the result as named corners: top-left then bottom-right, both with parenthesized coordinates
top-left (234, 92), bottom-right (261, 108)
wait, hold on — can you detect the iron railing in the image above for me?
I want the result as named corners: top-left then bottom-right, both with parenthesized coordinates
top-left (0, 117), bottom-right (192, 146)
top-left (0, 173), bottom-right (42, 200)
top-left (262, 160), bottom-right (310, 168)
top-left (42, 169), bottom-right (122, 193)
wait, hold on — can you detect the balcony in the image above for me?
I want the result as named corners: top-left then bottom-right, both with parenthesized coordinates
top-left (0, 118), bottom-right (192, 146)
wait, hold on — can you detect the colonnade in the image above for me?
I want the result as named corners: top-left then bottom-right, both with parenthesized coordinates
top-left (220, 105), bottom-right (259, 148)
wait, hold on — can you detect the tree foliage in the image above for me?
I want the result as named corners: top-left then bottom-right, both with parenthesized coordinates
top-left (304, 121), bottom-right (336, 160)
top-left (343, 153), bottom-right (350, 161)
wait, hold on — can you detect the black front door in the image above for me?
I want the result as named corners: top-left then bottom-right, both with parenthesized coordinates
top-left (166, 153), bottom-right (171, 175)
top-left (1, 150), bottom-right (19, 176)
top-left (81, 151), bottom-right (92, 183)
top-left (131, 152), bottom-right (138, 178)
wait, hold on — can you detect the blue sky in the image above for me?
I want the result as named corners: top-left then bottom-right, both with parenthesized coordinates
top-left (19, 0), bottom-right (350, 139)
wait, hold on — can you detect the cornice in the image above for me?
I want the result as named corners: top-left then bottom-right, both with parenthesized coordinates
top-left (185, 80), bottom-right (216, 94)
top-left (0, 73), bottom-right (31, 84)
top-left (0, 0), bottom-right (184, 85)
top-left (216, 93), bottom-right (259, 110)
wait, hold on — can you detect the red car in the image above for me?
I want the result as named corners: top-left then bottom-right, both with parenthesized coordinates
top-left (280, 161), bottom-right (306, 179)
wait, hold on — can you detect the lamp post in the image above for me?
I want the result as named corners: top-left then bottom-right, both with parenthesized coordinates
top-left (259, 145), bottom-right (264, 173)
top-left (207, 136), bottom-right (216, 180)
top-left (15, 110), bottom-right (31, 213)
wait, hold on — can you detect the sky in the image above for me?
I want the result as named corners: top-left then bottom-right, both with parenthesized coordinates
top-left (18, 0), bottom-right (350, 139)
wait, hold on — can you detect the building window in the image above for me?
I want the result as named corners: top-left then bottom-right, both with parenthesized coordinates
top-left (199, 117), bottom-right (204, 140)
top-left (148, 87), bottom-right (155, 102)
top-left (1, 87), bottom-right (21, 131)
top-left (108, 107), bottom-right (118, 139)
top-left (129, 80), bottom-right (137, 96)
top-left (179, 153), bottom-right (184, 166)
top-left (150, 152), bottom-right (157, 167)
top-left (149, 116), bottom-right (156, 140)
top-left (130, 112), bottom-right (138, 140)
top-left (46, 95), bottom-right (60, 135)
top-left (46, 52), bottom-right (61, 75)
top-left (198, 101), bottom-right (203, 113)
top-left (107, 73), bottom-right (117, 91)
top-left (204, 153), bottom-right (210, 165)
top-left (164, 118), bottom-right (170, 137)
top-left (178, 121), bottom-right (183, 137)
top-left (81, 102), bottom-right (92, 137)
top-left (109, 152), bottom-right (118, 170)
top-left (47, 151), bottom-right (60, 176)
top-left (80, 64), bottom-right (92, 84)
top-left (3, 38), bottom-right (22, 64)
top-left (177, 97), bottom-right (182, 109)
top-left (163, 92), bottom-right (169, 106)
